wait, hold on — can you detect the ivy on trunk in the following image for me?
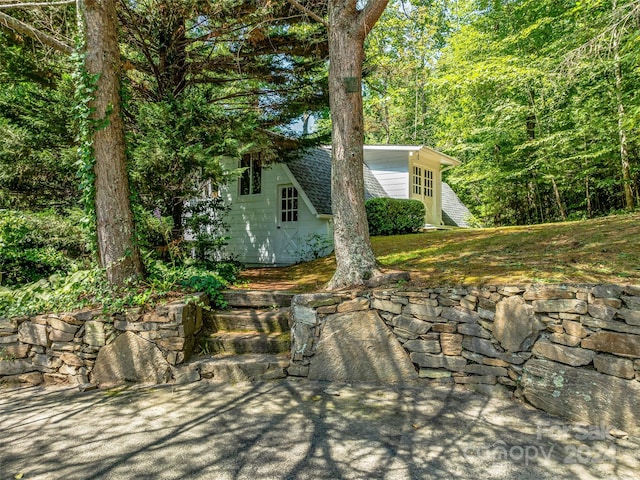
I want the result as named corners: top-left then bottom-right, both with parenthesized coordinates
top-left (78, 0), bottom-right (143, 286)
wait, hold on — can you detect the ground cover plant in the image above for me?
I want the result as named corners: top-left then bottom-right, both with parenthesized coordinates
top-left (237, 213), bottom-right (640, 292)
top-left (0, 209), bottom-right (240, 318)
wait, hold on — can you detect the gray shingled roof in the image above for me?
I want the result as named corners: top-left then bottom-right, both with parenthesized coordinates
top-left (285, 148), bottom-right (471, 227)
top-left (442, 182), bottom-right (472, 228)
top-left (285, 148), bottom-right (387, 216)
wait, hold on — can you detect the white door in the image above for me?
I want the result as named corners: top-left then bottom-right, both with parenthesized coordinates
top-left (410, 164), bottom-right (437, 225)
top-left (277, 185), bottom-right (300, 264)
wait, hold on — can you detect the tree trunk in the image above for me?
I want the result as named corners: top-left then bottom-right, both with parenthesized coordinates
top-left (585, 175), bottom-right (592, 218)
top-left (550, 176), bottom-right (567, 221)
top-left (326, 0), bottom-right (387, 290)
top-left (79, 0), bottom-right (143, 286)
top-left (171, 196), bottom-right (184, 241)
top-left (612, 7), bottom-right (634, 209)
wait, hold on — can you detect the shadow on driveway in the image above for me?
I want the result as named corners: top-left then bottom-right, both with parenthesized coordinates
top-left (0, 379), bottom-right (638, 479)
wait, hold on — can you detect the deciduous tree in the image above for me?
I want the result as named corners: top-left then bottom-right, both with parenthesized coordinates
top-left (287, 0), bottom-right (389, 289)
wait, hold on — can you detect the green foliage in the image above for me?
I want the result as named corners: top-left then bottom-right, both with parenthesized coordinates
top-left (182, 196), bottom-right (232, 264)
top-left (0, 209), bottom-right (90, 286)
top-left (364, 0), bottom-right (448, 144)
top-left (0, 270), bottom-right (102, 318)
top-left (363, 0), bottom-right (640, 226)
top-left (0, 67), bottom-right (78, 209)
top-left (0, 9), bottom-right (78, 209)
top-left (366, 198), bottom-right (426, 236)
top-left (145, 260), bottom-right (240, 309)
top-left (71, 40), bottom-right (100, 248)
top-left (128, 97), bottom-right (231, 227)
top-left (120, 1), bottom-right (329, 243)
top-left (134, 194), bottom-right (234, 271)
top-left (0, 259), bottom-right (241, 318)
top-left (135, 207), bottom-right (176, 258)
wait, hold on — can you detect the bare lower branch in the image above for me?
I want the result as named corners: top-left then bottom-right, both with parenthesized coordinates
top-left (562, 0), bottom-right (640, 70)
top-left (360, 0), bottom-right (389, 37)
top-left (0, 0), bottom-right (75, 9)
top-left (0, 10), bottom-right (73, 53)
top-left (286, 0), bottom-right (328, 27)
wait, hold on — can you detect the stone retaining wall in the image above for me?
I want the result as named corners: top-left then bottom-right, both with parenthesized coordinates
top-left (0, 294), bottom-right (206, 387)
top-left (290, 284), bottom-right (640, 433)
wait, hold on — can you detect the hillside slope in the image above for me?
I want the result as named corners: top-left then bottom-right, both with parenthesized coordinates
top-left (237, 213), bottom-right (640, 291)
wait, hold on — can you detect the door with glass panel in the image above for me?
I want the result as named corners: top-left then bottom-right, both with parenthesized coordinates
top-left (277, 185), bottom-right (300, 263)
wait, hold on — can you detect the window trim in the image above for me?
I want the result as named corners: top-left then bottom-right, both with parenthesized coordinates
top-left (412, 163), bottom-right (434, 198)
top-left (424, 169), bottom-right (433, 198)
top-left (412, 166), bottom-right (422, 195)
top-left (280, 185), bottom-right (299, 223)
top-left (239, 152), bottom-right (262, 196)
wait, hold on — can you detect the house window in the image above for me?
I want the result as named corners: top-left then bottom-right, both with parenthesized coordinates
top-left (240, 153), bottom-right (262, 195)
top-left (280, 186), bottom-right (298, 222)
top-left (424, 169), bottom-right (433, 197)
top-left (413, 166), bottom-right (422, 195)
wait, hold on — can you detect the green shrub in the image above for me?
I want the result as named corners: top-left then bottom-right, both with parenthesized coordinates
top-left (365, 198), bottom-right (426, 236)
top-left (145, 260), bottom-right (241, 308)
top-left (0, 209), bottom-right (91, 285)
top-left (0, 259), bottom-right (242, 318)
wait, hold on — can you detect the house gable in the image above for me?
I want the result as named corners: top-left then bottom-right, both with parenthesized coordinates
top-left (284, 146), bottom-right (468, 227)
top-left (221, 145), bottom-right (470, 267)
top-left (284, 147), bottom-right (387, 216)
top-left (221, 159), bottom-right (332, 266)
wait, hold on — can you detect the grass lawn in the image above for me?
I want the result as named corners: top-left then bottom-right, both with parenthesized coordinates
top-left (237, 213), bottom-right (640, 292)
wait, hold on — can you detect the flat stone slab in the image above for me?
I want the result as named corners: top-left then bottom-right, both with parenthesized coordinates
top-left (308, 310), bottom-right (418, 384)
top-left (532, 340), bottom-right (595, 366)
top-left (91, 332), bottom-right (171, 386)
top-left (197, 354), bottom-right (288, 382)
top-left (222, 290), bottom-right (294, 308)
top-left (522, 358), bottom-right (640, 435)
top-left (202, 331), bottom-right (291, 355)
top-left (206, 308), bottom-right (290, 333)
top-left (493, 295), bottom-right (544, 352)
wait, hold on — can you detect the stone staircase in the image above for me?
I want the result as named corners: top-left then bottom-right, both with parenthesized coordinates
top-left (193, 290), bottom-right (294, 382)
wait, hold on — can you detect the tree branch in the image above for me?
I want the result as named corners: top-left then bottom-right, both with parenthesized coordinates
top-left (285, 0), bottom-right (328, 27)
top-left (0, 10), bottom-right (73, 53)
top-left (360, 0), bottom-right (389, 38)
top-left (0, 1), bottom-right (75, 9)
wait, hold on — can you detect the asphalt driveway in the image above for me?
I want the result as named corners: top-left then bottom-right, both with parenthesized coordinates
top-left (0, 379), bottom-right (638, 479)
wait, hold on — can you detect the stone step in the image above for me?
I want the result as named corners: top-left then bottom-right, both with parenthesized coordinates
top-left (205, 308), bottom-right (290, 333)
top-left (195, 354), bottom-right (289, 382)
top-left (222, 290), bottom-right (295, 308)
top-left (200, 331), bottom-right (291, 355)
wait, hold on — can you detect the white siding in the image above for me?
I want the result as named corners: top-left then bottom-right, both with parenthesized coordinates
top-left (222, 162), bottom-right (333, 266)
top-left (364, 150), bottom-right (410, 199)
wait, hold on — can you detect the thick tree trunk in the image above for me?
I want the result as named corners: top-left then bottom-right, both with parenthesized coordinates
top-left (79, 0), bottom-right (143, 286)
top-left (326, 1), bottom-right (383, 290)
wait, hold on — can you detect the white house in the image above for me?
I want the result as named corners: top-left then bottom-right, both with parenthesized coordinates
top-left (220, 145), bottom-right (471, 266)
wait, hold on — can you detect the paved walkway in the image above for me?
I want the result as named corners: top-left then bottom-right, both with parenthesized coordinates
top-left (1, 379), bottom-right (638, 480)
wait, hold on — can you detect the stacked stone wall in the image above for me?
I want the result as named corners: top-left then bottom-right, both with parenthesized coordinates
top-left (290, 284), bottom-right (640, 433)
top-left (0, 295), bottom-right (206, 387)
